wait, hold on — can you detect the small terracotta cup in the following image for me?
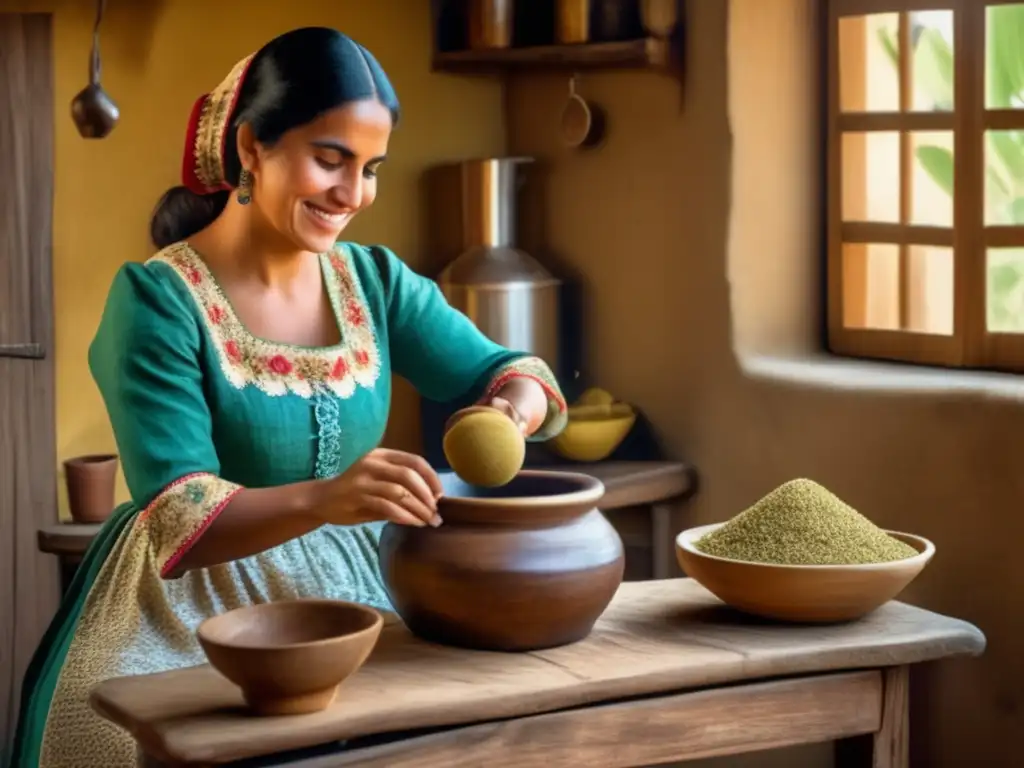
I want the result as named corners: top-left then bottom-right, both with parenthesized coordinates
top-left (64, 454), bottom-right (118, 524)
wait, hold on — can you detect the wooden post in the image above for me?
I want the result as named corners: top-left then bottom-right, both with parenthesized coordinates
top-left (835, 665), bottom-right (910, 768)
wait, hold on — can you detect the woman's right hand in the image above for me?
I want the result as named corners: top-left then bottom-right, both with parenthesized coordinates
top-left (315, 448), bottom-right (444, 528)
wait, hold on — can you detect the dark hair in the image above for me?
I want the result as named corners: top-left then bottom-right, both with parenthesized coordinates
top-left (149, 27), bottom-right (400, 249)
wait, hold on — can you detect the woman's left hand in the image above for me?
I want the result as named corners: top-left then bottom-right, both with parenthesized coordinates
top-left (444, 398), bottom-right (528, 438)
top-left (445, 377), bottom-right (548, 437)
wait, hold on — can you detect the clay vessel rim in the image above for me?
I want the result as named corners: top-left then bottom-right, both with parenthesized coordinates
top-left (197, 599), bottom-right (383, 653)
top-left (64, 454), bottom-right (118, 465)
top-left (439, 469), bottom-right (605, 508)
top-left (676, 523), bottom-right (935, 571)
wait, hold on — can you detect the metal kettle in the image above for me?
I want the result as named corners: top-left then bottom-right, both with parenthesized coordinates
top-left (437, 158), bottom-right (562, 372)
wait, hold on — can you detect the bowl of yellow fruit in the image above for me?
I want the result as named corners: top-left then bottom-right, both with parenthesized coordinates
top-left (549, 388), bottom-right (637, 463)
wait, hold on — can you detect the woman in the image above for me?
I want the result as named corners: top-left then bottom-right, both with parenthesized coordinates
top-left (14, 26), bottom-right (566, 767)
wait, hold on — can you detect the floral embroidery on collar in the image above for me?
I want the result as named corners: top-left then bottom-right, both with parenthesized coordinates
top-left (149, 243), bottom-right (380, 399)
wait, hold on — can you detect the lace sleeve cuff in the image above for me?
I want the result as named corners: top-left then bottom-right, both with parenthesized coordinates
top-left (140, 473), bottom-right (244, 578)
top-left (481, 356), bottom-right (568, 442)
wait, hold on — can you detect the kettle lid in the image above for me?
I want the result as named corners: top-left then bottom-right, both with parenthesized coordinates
top-left (438, 246), bottom-right (560, 288)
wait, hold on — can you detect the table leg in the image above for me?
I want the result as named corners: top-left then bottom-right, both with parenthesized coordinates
top-left (835, 665), bottom-right (909, 768)
top-left (650, 503), bottom-right (673, 580)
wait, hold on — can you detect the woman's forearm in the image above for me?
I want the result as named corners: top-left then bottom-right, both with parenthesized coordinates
top-left (168, 480), bottom-right (327, 578)
top-left (166, 446), bottom-right (443, 577)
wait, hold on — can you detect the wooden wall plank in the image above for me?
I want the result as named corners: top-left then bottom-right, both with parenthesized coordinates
top-left (0, 12), bottom-right (59, 757)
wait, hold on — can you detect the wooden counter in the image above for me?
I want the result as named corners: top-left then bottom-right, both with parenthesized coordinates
top-left (90, 578), bottom-right (984, 767)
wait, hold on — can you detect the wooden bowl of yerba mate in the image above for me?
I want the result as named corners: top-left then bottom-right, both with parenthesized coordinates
top-left (675, 479), bottom-right (935, 623)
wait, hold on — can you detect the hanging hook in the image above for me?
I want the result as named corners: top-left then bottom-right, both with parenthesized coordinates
top-left (569, 73), bottom-right (579, 97)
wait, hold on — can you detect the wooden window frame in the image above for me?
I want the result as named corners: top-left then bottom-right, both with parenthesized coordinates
top-left (826, 0), bottom-right (1024, 372)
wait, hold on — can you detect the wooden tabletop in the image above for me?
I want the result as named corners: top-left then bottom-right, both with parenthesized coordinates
top-left (90, 578), bottom-right (984, 766)
top-left (38, 461), bottom-right (694, 557)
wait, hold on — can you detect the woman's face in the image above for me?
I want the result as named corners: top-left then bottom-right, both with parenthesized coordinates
top-left (247, 99), bottom-right (393, 254)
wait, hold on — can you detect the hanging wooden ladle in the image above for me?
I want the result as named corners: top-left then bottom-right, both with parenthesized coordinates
top-left (71, 0), bottom-right (119, 139)
top-left (559, 74), bottom-right (606, 150)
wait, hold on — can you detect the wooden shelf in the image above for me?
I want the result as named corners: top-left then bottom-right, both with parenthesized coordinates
top-left (433, 37), bottom-right (676, 74)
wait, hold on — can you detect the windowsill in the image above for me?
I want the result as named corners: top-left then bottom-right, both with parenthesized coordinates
top-left (740, 352), bottom-right (1024, 401)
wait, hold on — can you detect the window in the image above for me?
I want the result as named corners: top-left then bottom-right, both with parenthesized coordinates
top-left (827, 0), bottom-right (1024, 371)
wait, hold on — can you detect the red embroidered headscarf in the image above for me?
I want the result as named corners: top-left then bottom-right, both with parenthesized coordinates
top-left (180, 54), bottom-right (255, 195)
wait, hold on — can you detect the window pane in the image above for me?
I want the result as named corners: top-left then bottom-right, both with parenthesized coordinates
top-left (910, 11), bottom-right (954, 112)
top-left (987, 248), bottom-right (1024, 332)
top-left (842, 243), bottom-right (900, 330)
top-left (985, 5), bottom-right (1024, 110)
top-left (842, 132), bottom-right (900, 222)
top-left (906, 245), bottom-right (953, 335)
top-left (984, 130), bottom-right (1024, 226)
top-left (839, 12), bottom-right (954, 113)
top-left (839, 13), bottom-right (899, 112)
top-left (910, 131), bottom-right (954, 227)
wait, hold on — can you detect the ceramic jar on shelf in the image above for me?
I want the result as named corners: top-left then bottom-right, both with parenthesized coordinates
top-left (467, 0), bottom-right (513, 49)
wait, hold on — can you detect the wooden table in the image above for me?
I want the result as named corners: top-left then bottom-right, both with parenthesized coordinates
top-left (38, 461), bottom-right (695, 590)
top-left (90, 579), bottom-right (985, 768)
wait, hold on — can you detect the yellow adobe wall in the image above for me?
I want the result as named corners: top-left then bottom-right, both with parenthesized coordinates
top-left (0, 0), bottom-right (505, 514)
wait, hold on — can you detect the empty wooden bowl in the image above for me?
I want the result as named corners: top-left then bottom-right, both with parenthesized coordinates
top-left (675, 523), bottom-right (935, 623)
top-left (196, 599), bottom-right (383, 716)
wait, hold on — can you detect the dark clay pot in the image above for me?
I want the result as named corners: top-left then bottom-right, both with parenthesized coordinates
top-left (379, 470), bottom-right (624, 652)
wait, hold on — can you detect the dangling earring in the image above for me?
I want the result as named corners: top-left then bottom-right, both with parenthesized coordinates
top-left (237, 169), bottom-right (253, 205)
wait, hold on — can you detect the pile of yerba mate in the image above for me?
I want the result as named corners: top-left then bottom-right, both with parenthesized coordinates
top-left (695, 479), bottom-right (919, 565)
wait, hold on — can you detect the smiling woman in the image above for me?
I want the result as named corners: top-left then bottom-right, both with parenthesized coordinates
top-left (12, 26), bottom-right (567, 768)
top-left (150, 27), bottom-right (400, 251)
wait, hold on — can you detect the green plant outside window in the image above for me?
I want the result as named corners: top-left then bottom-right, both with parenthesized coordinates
top-left (878, 7), bottom-right (1024, 331)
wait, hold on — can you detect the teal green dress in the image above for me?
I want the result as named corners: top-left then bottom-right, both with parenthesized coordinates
top-left (13, 241), bottom-right (566, 768)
